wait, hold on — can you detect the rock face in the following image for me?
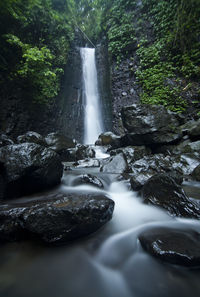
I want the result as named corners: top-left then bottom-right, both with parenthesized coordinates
top-left (139, 227), bottom-right (200, 267)
top-left (121, 104), bottom-right (182, 146)
top-left (0, 143), bottom-right (63, 199)
top-left (142, 174), bottom-right (200, 219)
top-left (17, 131), bottom-right (46, 146)
top-left (0, 192), bottom-right (114, 244)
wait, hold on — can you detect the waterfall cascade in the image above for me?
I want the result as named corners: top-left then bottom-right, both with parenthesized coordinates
top-left (81, 47), bottom-right (104, 144)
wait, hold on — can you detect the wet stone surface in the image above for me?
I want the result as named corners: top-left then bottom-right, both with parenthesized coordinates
top-left (139, 227), bottom-right (200, 267)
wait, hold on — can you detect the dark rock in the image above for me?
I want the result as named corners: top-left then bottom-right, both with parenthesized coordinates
top-left (100, 153), bottom-right (128, 174)
top-left (110, 146), bottom-right (151, 163)
top-left (0, 134), bottom-right (14, 147)
top-left (45, 132), bottom-right (77, 161)
top-left (130, 173), bottom-right (153, 191)
top-left (142, 174), bottom-right (200, 219)
top-left (0, 192), bottom-right (114, 244)
top-left (191, 165), bottom-right (200, 181)
top-left (139, 227), bottom-right (200, 267)
top-left (45, 132), bottom-right (76, 151)
top-left (121, 104), bottom-right (182, 146)
top-left (181, 119), bottom-right (200, 140)
top-left (0, 143), bottom-right (63, 199)
top-left (75, 144), bottom-right (95, 160)
top-left (96, 132), bottom-right (121, 147)
top-left (177, 140), bottom-right (200, 154)
top-left (72, 174), bottom-right (104, 188)
top-left (17, 131), bottom-right (46, 146)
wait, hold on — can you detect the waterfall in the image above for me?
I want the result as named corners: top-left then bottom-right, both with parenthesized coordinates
top-left (80, 47), bottom-right (103, 144)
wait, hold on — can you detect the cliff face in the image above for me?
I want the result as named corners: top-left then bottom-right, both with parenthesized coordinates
top-left (0, 41), bottom-right (113, 142)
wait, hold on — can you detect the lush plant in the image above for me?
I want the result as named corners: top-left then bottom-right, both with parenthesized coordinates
top-left (0, 0), bottom-right (74, 103)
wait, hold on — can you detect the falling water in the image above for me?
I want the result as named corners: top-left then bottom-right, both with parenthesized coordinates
top-left (81, 48), bottom-right (103, 144)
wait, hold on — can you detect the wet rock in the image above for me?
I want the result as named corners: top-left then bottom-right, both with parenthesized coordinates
top-left (100, 153), bottom-right (128, 174)
top-left (96, 132), bottom-right (121, 147)
top-left (139, 227), bottom-right (200, 267)
top-left (17, 131), bottom-right (46, 146)
top-left (45, 132), bottom-right (76, 151)
top-left (0, 143), bottom-right (63, 199)
top-left (181, 119), bottom-right (200, 140)
top-left (177, 140), bottom-right (200, 155)
top-left (72, 174), bottom-right (104, 188)
top-left (110, 146), bottom-right (151, 163)
top-left (75, 144), bottom-right (95, 160)
top-left (121, 104), bottom-right (182, 146)
top-left (130, 173), bottom-right (153, 191)
top-left (74, 159), bottom-right (100, 168)
top-left (191, 165), bottom-right (200, 181)
top-left (0, 192), bottom-right (114, 244)
top-left (142, 173), bottom-right (200, 219)
top-left (0, 134), bottom-right (14, 147)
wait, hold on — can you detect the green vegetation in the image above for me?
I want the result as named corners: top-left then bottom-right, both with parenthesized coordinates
top-left (0, 0), bottom-right (74, 103)
top-left (0, 0), bottom-right (199, 113)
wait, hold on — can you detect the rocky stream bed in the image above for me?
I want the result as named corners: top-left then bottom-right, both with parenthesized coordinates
top-left (0, 103), bottom-right (200, 297)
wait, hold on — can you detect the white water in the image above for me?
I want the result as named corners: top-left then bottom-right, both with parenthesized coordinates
top-left (81, 48), bottom-right (103, 144)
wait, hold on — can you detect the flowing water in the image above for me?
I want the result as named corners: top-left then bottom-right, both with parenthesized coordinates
top-left (0, 48), bottom-right (200, 297)
top-left (81, 47), bottom-right (104, 145)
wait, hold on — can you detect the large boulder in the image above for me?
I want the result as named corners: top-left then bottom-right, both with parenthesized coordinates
top-left (96, 132), bottom-right (121, 147)
top-left (142, 173), bottom-right (200, 219)
top-left (0, 192), bottom-right (114, 245)
top-left (17, 131), bottom-right (46, 146)
top-left (45, 132), bottom-right (76, 161)
top-left (100, 153), bottom-right (128, 174)
top-left (0, 143), bottom-right (63, 199)
top-left (139, 227), bottom-right (200, 267)
top-left (121, 104), bottom-right (182, 146)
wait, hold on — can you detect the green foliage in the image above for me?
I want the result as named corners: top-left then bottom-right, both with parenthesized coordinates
top-left (0, 0), bottom-right (74, 104)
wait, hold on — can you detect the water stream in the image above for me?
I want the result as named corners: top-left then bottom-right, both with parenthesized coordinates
top-left (0, 48), bottom-right (200, 297)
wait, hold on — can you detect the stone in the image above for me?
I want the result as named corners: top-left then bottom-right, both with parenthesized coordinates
top-left (0, 143), bottom-right (63, 199)
top-left (139, 227), bottom-right (200, 267)
top-left (0, 134), bottom-right (14, 147)
top-left (191, 164), bottom-right (200, 181)
top-left (121, 104), bottom-right (182, 146)
top-left (45, 132), bottom-right (76, 151)
top-left (0, 192), bottom-right (114, 245)
top-left (72, 174), bottom-right (104, 188)
top-left (122, 91), bottom-right (127, 96)
top-left (17, 131), bottom-right (46, 146)
top-left (75, 144), bottom-right (95, 160)
top-left (100, 153), bottom-right (128, 174)
top-left (181, 119), bottom-right (200, 140)
top-left (96, 132), bottom-right (121, 147)
top-left (110, 146), bottom-right (151, 164)
top-left (142, 173), bottom-right (200, 219)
